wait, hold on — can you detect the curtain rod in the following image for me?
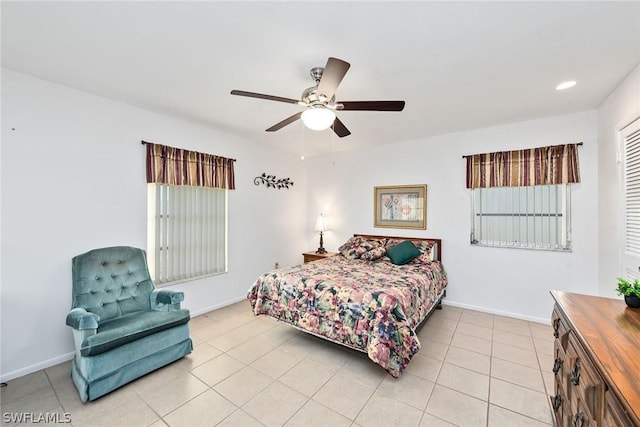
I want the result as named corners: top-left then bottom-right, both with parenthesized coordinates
top-left (141, 140), bottom-right (236, 161)
top-left (461, 142), bottom-right (583, 159)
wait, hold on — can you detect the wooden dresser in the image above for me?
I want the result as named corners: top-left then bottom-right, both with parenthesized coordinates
top-left (550, 291), bottom-right (640, 427)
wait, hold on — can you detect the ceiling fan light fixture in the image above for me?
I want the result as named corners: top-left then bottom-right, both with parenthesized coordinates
top-left (301, 108), bottom-right (336, 131)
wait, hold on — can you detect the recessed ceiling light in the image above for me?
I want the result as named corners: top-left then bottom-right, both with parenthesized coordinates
top-left (556, 81), bottom-right (577, 91)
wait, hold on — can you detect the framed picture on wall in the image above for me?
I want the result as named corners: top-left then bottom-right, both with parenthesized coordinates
top-left (374, 184), bottom-right (427, 229)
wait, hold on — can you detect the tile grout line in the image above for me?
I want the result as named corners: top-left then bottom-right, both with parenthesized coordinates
top-left (421, 309), bottom-right (460, 425)
top-left (1, 303), bottom-right (556, 427)
top-left (486, 314), bottom-right (495, 427)
top-left (43, 367), bottom-right (68, 417)
top-left (261, 342), bottom-right (339, 427)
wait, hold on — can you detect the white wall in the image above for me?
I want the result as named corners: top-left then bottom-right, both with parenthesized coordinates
top-left (597, 65), bottom-right (640, 297)
top-left (3, 64), bottom-right (634, 381)
top-left (307, 111), bottom-right (599, 323)
top-left (0, 70), bottom-right (307, 381)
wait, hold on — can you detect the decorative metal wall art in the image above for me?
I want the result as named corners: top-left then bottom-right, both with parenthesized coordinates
top-left (254, 173), bottom-right (294, 189)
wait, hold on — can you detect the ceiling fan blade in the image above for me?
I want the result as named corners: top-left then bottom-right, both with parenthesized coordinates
top-left (316, 57), bottom-right (350, 102)
top-left (331, 117), bottom-right (351, 138)
top-left (266, 112), bottom-right (303, 132)
top-left (231, 90), bottom-right (299, 105)
top-left (339, 101), bottom-right (405, 111)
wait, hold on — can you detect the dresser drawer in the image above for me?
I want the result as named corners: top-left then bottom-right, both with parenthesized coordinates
top-left (568, 398), bottom-right (599, 427)
top-left (552, 307), bottom-right (570, 351)
top-left (553, 339), bottom-right (567, 384)
top-left (553, 339), bottom-right (574, 414)
top-left (550, 380), bottom-right (569, 427)
top-left (566, 335), bottom-right (604, 423)
top-left (603, 391), bottom-right (633, 427)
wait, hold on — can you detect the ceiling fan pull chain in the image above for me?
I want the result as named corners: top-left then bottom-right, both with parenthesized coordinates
top-left (332, 126), bottom-right (336, 166)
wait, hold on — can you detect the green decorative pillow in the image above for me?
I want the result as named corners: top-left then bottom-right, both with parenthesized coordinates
top-left (386, 240), bottom-right (421, 265)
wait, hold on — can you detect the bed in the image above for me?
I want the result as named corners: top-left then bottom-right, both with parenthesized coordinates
top-left (247, 234), bottom-right (448, 377)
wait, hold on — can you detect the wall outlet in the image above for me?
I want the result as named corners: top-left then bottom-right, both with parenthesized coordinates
top-left (274, 262), bottom-right (280, 269)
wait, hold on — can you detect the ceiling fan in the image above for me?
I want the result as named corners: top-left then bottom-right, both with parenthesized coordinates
top-left (230, 57), bottom-right (405, 138)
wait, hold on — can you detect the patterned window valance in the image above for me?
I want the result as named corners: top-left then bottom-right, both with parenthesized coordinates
top-left (465, 143), bottom-right (581, 189)
top-left (144, 141), bottom-right (236, 190)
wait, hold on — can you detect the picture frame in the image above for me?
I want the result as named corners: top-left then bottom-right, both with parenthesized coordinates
top-left (374, 184), bottom-right (427, 229)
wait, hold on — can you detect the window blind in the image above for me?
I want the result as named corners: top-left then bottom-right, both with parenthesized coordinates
top-left (471, 184), bottom-right (570, 250)
top-left (148, 184), bottom-right (227, 284)
top-left (624, 125), bottom-right (640, 279)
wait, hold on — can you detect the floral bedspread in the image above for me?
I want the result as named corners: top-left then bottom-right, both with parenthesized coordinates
top-left (247, 255), bottom-right (447, 377)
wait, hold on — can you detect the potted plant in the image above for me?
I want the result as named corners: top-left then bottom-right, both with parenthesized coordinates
top-left (616, 277), bottom-right (640, 308)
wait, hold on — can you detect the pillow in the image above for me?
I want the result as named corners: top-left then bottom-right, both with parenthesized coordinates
top-left (359, 237), bottom-right (386, 251)
top-left (412, 241), bottom-right (437, 262)
top-left (386, 240), bottom-right (421, 265)
top-left (360, 246), bottom-right (387, 261)
top-left (385, 238), bottom-right (402, 249)
top-left (338, 236), bottom-right (363, 259)
top-left (385, 239), bottom-right (438, 262)
top-left (339, 236), bottom-right (386, 260)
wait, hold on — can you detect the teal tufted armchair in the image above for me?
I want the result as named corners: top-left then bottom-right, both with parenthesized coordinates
top-left (66, 246), bottom-right (192, 402)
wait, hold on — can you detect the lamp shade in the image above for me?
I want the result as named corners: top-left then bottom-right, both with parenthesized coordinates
top-left (301, 108), bottom-right (336, 131)
top-left (314, 213), bottom-right (326, 232)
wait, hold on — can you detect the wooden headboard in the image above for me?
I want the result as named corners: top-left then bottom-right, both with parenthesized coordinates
top-left (354, 234), bottom-right (442, 262)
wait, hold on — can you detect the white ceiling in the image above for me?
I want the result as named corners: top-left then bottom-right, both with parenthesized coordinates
top-left (2, 1), bottom-right (639, 156)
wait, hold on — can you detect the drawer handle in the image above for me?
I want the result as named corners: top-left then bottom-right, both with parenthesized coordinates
top-left (569, 360), bottom-right (581, 386)
top-left (553, 318), bottom-right (560, 338)
top-left (553, 357), bottom-right (562, 375)
top-left (571, 412), bottom-right (585, 427)
top-left (552, 394), bottom-right (562, 412)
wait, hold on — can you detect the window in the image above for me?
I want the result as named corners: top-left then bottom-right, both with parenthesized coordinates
top-left (471, 184), bottom-right (571, 250)
top-left (148, 184), bottom-right (227, 284)
top-left (622, 117), bottom-right (640, 279)
top-left (143, 141), bottom-right (235, 285)
top-left (465, 143), bottom-right (580, 251)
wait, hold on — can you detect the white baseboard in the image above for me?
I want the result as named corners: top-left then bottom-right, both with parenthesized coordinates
top-left (0, 297), bottom-right (248, 384)
top-left (189, 295), bottom-right (247, 317)
top-left (1, 352), bottom-right (74, 383)
top-left (442, 300), bottom-right (550, 325)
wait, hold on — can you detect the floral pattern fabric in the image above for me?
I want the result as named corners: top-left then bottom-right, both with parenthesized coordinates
top-left (338, 236), bottom-right (387, 259)
top-left (360, 246), bottom-right (387, 261)
top-left (247, 255), bottom-right (447, 377)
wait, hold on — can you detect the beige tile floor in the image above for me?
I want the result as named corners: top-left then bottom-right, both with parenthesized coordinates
top-left (1, 300), bottom-right (556, 426)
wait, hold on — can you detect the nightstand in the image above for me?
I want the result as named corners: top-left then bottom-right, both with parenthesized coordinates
top-left (302, 251), bottom-right (338, 263)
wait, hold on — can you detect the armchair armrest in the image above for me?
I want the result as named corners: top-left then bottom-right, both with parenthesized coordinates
top-left (66, 308), bottom-right (100, 330)
top-left (151, 289), bottom-right (184, 311)
top-left (66, 308), bottom-right (99, 364)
